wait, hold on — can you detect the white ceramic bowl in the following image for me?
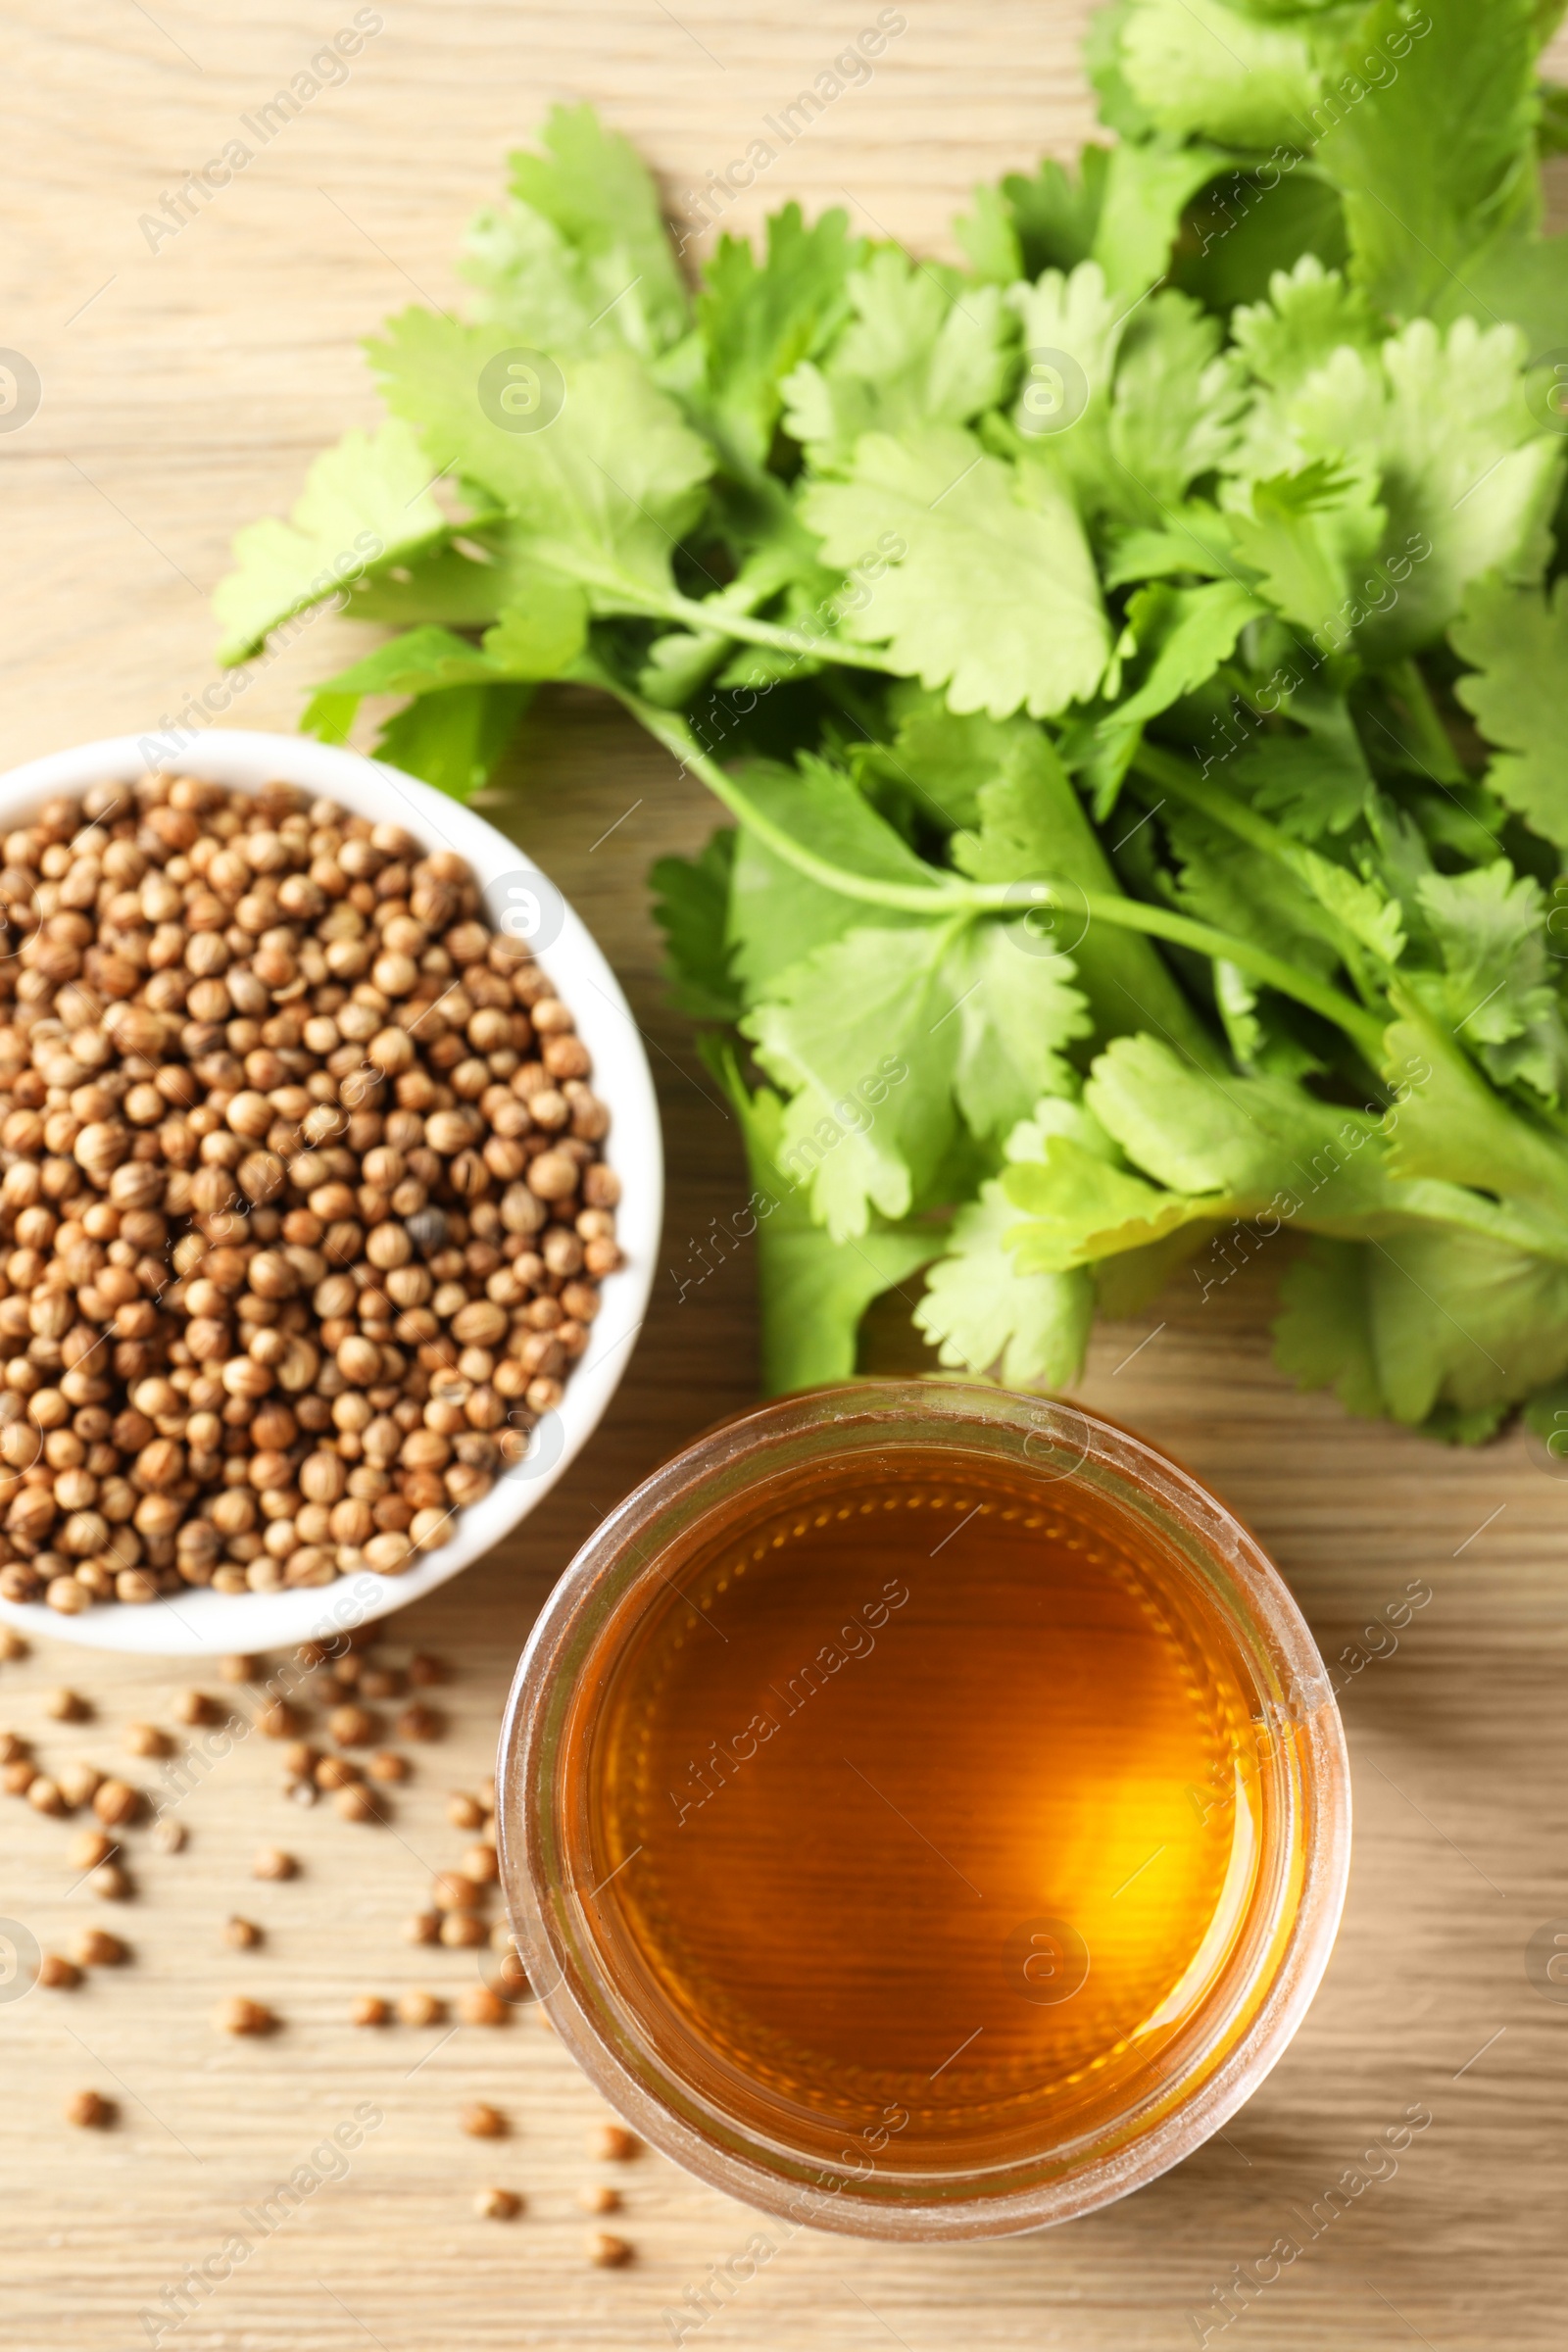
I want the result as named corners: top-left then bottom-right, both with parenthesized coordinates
top-left (0, 730), bottom-right (662, 1655)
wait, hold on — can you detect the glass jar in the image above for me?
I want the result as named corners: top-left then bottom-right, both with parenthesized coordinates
top-left (497, 1383), bottom-right (1349, 2240)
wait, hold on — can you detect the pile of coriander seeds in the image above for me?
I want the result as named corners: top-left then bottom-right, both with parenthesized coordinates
top-left (0, 773), bottom-right (620, 1614)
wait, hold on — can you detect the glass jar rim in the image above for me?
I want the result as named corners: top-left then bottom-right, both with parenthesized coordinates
top-left (498, 1382), bottom-right (1350, 2240)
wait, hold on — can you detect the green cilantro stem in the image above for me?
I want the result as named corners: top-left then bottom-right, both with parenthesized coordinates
top-left (1385, 658), bottom-right (1469, 785)
top-left (659, 589), bottom-right (900, 676)
top-left (625, 696), bottom-right (1391, 1062)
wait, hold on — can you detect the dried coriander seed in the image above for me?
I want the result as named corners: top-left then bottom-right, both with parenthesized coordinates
top-left (222, 1916), bottom-right (262, 1949)
top-left (401, 1910), bottom-right (440, 1945)
top-left (395, 1704), bottom-right (443, 1742)
top-left (43, 1689), bottom-right (89, 1722)
top-left (92, 1781), bottom-right (140, 1828)
top-left (474, 2187), bottom-right (520, 2220)
top-left (395, 1988), bottom-right (443, 2027)
top-left (351, 1994), bottom-right (389, 2027)
top-left (149, 1817), bottom-right (184, 1854)
top-left (74, 1929), bottom-right (127, 1967)
top-left (439, 1913), bottom-right (486, 1949)
top-left (586, 2230), bottom-right (632, 2268)
top-left (65, 2089), bottom-right (113, 2129)
top-left (122, 1722), bottom-right (171, 1759)
top-left (460, 2102), bottom-right (506, 2138)
top-left (171, 1690), bottom-right (220, 1727)
top-left (86, 1863), bottom-right (131, 1900)
top-left (215, 1995), bottom-right (273, 2035)
top-left (367, 1750), bottom-right (407, 1784)
top-left (458, 1986), bottom-right (509, 2028)
top-left (590, 2125), bottom-right (640, 2162)
top-left (38, 1954), bottom-right (80, 1989)
top-left (56, 1763), bottom-right (103, 1811)
top-left (252, 1844), bottom-right (296, 1881)
top-left (577, 2184), bottom-right (620, 2215)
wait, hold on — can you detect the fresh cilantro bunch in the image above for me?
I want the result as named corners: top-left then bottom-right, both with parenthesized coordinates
top-left (215, 1), bottom-right (1568, 1442)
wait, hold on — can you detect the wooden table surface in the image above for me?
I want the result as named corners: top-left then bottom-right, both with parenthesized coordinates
top-left (5, 5), bottom-right (1568, 2347)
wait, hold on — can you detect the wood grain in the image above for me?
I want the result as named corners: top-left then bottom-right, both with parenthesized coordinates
top-left (3, 5), bottom-right (1566, 2347)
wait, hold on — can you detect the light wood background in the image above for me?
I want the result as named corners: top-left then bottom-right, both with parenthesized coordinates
top-left (4, 5), bottom-right (1568, 2347)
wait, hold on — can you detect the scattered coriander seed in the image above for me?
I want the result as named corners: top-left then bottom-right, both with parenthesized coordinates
top-left (295, 1642), bottom-right (327, 1671)
top-left (282, 1741), bottom-right (320, 1781)
top-left (56, 1763), bottom-right (104, 1811)
top-left (432, 1871), bottom-right (479, 1914)
top-left (367, 1750), bottom-right (408, 1784)
top-left (0, 1732), bottom-right (27, 1766)
top-left (0, 1628), bottom-right (27, 1662)
top-left (328, 1704), bottom-right (376, 1747)
top-left (74, 1929), bottom-right (127, 1968)
top-left (351, 1994), bottom-right (390, 2027)
top-left (474, 2187), bottom-right (520, 2220)
top-left (65, 2089), bottom-right (113, 2129)
top-left (460, 2102), bottom-right (506, 2138)
top-left (440, 1913), bottom-right (487, 1949)
top-left (578, 2184), bottom-right (620, 2215)
top-left (461, 1842), bottom-right (499, 1886)
top-left (150, 1817), bottom-right (185, 1855)
top-left (87, 1864), bottom-right (131, 1900)
top-left (92, 1780), bottom-right (140, 1828)
top-left (409, 1652), bottom-right (449, 1688)
top-left (590, 2125), bottom-right (640, 2162)
top-left (331, 1655), bottom-right (364, 1688)
top-left (334, 1783), bottom-right (378, 1823)
top-left (395, 1989), bottom-right (444, 2027)
top-left (215, 1995), bottom-right (273, 2035)
top-left (171, 1690), bottom-right (220, 1728)
top-left (358, 1667), bottom-right (404, 1701)
top-left (315, 1755), bottom-right (360, 1790)
top-left (459, 1986), bottom-right (509, 2028)
top-left (447, 1793), bottom-right (484, 1831)
top-left (402, 1910), bottom-right (440, 1945)
top-left (396, 1704), bottom-right (442, 1742)
top-left (69, 1828), bottom-right (116, 1872)
top-left (493, 1947), bottom-right (529, 2000)
top-left (38, 1954), bottom-right (80, 1989)
top-left (122, 1722), bottom-right (171, 1760)
top-left (287, 1779), bottom-right (318, 1808)
top-left (43, 1689), bottom-right (89, 1723)
top-left (3, 1759), bottom-right (37, 1796)
top-left (252, 1845), bottom-right (296, 1881)
top-left (255, 1700), bottom-right (300, 1740)
top-left (222, 1916), bottom-right (262, 1949)
top-left (26, 1776), bottom-right (64, 1816)
top-left (586, 2230), bottom-right (632, 2268)
top-left (220, 1656), bottom-right (259, 1685)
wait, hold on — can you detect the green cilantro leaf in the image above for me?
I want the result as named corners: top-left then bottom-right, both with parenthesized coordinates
top-left (650, 832), bottom-right (742, 1023)
top-left (1450, 571), bottom-right (1568, 849)
top-left (697, 206), bottom-right (864, 472)
top-left (463, 104), bottom-right (688, 358)
top-left (801, 424), bottom-right (1110, 718)
top-left (782, 250), bottom-right (1014, 472)
top-left (1115, 0), bottom-right (1322, 149)
top-left (709, 1047), bottom-right (932, 1395)
top-left (368, 316), bottom-right (712, 612)
top-left (214, 420), bottom-right (451, 665)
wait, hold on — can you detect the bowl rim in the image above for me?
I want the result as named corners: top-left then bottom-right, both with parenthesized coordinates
top-left (498, 1381), bottom-right (1351, 2240)
top-left (0, 727), bottom-right (662, 1655)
